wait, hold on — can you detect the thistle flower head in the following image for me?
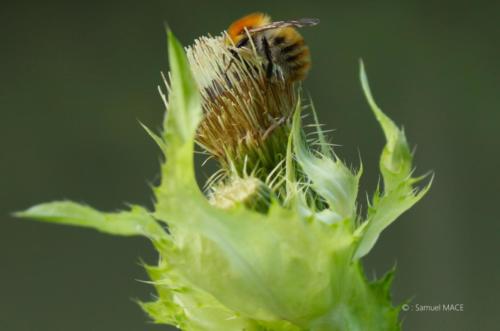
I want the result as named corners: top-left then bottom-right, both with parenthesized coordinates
top-left (186, 34), bottom-right (296, 177)
top-left (18, 26), bottom-right (432, 331)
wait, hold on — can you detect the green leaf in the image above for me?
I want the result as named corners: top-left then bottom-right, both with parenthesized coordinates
top-left (354, 62), bottom-right (432, 259)
top-left (154, 31), bottom-right (205, 221)
top-left (292, 102), bottom-right (360, 222)
top-left (163, 30), bottom-right (202, 147)
top-left (359, 60), bottom-right (412, 191)
top-left (15, 201), bottom-right (165, 239)
top-left (140, 259), bottom-right (263, 331)
top-left (165, 204), bottom-right (360, 328)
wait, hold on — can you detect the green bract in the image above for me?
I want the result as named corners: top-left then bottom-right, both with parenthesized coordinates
top-left (16, 31), bottom-right (431, 330)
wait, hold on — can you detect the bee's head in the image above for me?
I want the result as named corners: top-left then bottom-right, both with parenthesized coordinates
top-left (226, 12), bottom-right (271, 46)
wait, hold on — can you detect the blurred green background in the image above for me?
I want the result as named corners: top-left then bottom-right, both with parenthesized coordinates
top-left (1, 0), bottom-right (498, 330)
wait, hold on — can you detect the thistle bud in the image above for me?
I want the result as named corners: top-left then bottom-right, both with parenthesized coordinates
top-left (209, 177), bottom-right (272, 213)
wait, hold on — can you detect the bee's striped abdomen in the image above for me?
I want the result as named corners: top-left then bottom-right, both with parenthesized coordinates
top-left (272, 28), bottom-right (311, 82)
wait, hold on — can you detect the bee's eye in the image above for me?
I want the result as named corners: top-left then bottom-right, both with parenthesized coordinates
top-left (236, 37), bottom-right (249, 48)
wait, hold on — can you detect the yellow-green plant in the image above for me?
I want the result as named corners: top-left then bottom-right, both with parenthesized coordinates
top-left (16, 30), bottom-right (431, 331)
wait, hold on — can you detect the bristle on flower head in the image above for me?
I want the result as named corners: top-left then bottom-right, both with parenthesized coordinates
top-left (226, 12), bottom-right (271, 45)
top-left (184, 34), bottom-right (297, 178)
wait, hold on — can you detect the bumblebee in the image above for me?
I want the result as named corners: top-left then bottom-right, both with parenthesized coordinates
top-left (226, 12), bottom-right (319, 82)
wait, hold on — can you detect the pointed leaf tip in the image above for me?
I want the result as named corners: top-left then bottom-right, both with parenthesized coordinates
top-left (164, 30), bottom-right (201, 146)
top-left (16, 201), bottom-right (165, 238)
top-left (354, 63), bottom-right (432, 260)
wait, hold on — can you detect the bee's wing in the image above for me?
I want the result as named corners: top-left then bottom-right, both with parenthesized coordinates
top-left (248, 18), bottom-right (320, 33)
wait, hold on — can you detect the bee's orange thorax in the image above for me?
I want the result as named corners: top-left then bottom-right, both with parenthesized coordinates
top-left (227, 12), bottom-right (271, 44)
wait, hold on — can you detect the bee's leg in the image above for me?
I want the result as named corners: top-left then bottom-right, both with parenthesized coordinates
top-left (224, 58), bottom-right (235, 73)
top-left (226, 36), bottom-right (249, 73)
top-left (265, 61), bottom-right (274, 80)
top-left (229, 48), bottom-right (241, 60)
top-left (224, 48), bottom-right (241, 73)
top-left (261, 36), bottom-right (274, 80)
